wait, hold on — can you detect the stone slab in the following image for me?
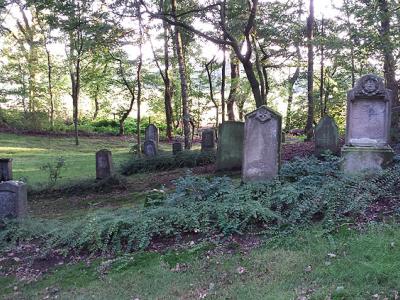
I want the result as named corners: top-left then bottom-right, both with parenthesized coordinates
top-left (0, 181), bottom-right (27, 218)
top-left (215, 121), bottom-right (244, 172)
top-left (0, 158), bottom-right (13, 182)
top-left (341, 145), bottom-right (395, 173)
top-left (145, 124), bottom-right (159, 148)
top-left (96, 149), bottom-right (113, 180)
top-left (201, 129), bottom-right (216, 151)
top-left (242, 106), bottom-right (282, 182)
top-left (315, 115), bottom-right (339, 156)
top-left (144, 140), bottom-right (157, 157)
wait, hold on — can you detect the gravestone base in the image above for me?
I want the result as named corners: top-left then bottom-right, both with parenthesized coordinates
top-left (341, 145), bottom-right (394, 173)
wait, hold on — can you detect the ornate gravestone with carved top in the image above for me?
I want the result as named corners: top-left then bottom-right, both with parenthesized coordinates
top-left (242, 105), bottom-right (282, 182)
top-left (342, 74), bottom-right (395, 173)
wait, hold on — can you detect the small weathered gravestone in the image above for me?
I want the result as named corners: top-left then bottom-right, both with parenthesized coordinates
top-left (144, 140), bottom-right (157, 157)
top-left (242, 105), bottom-right (282, 182)
top-left (315, 115), bottom-right (339, 156)
top-left (0, 181), bottom-right (27, 218)
top-left (201, 129), bottom-right (216, 152)
top-left (215, 121), bottom-right (244, 172)
top-left (0, 158), bottom-right (12, 182)
top-left (172, 142), bottom-right (183, 155)
top-left (96, 150), bottom-right (113, 180)
top-left (342, 74), bottom-right (395, 173)
top-left (145, 124), bottom-right (159, 148)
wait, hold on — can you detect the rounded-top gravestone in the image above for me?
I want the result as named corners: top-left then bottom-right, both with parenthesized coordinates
top-left (315, 115), bottom-right (339, 156)
top-left (172, 142), bottom-right (183, 155)
top-left (201, 128), bottom-right (216, 152)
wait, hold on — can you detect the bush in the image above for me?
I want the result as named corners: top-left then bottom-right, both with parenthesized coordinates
top-left (120, 150), bottom-right (216, 175)
top-left (2, 157), bottom-right (400, 255)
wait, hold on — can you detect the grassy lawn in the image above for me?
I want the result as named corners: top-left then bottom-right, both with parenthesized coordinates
top-left (1, 224), bottom-right (399, 299)
top-left (0, 133), bottom-right (133, 188)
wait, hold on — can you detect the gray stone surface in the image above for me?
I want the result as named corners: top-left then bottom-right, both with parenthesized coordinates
top-left (172, 142), bottom-right (183, 155)
top-left (315, 115), bottom-right (339, 156)
top-left (0, 158), bottom-right (13, 182)
top-left (145, 124), bottom-right (159, 148)
top-left (201, 129), bottom-right (216, 151)
top-left (215, 121), bottom-right (244, 172)
top-left (96, 150), bottom-right (113, 180)
top-left (342, 74), bottom-right (395, 173)
top-left (346, 74), bottom-right (392, 147)
top-left (341, 146), bottom-right (394, 173)
top-left (242, 106), bottom-right (282, 182)
top-left (0, 181), bottom-right (27, 218)
top-left (144, 140), bottom-right (157, 157)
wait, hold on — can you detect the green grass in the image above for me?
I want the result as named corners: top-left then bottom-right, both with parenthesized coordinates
top-left (0, 133), bottom-right (132, 188)
top-left (2, 224), bottom-right (400, 299)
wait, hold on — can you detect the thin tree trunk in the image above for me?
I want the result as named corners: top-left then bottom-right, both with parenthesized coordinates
top-left (286, 67), bottom-right (300, 131)
top-left (252, 36), bottom-right (266, 104)
top-left (319, 17), bottom-right (324, 119)
top-left (305, 0), bottom-right (314, 141)
top-left (171, 0), bottom-right (191, 149)
top-left (220, 0), bottom-right (226, 123)
top-left (227, 54), bottom-right (239, 121)
top-left (137, 1), bottom-right (143, 155)
top-left (206, 59), bottom-right (218, 128)
top-left (45, 47), bottom-right (54, 130)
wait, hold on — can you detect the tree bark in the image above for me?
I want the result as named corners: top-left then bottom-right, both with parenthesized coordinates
top-left (171, 0), bottom-right (191, 149)
top-left (319, 17), bottom-right (325, 118)
top-left (227, 54), bottom-right (239, 121)
top-left (378, 0), bottom-right (399, 140)
top-left (305, 0), bottom-right (314, 141)
top-left (220, 0), bottom-right (226, 123)
top-left (205, 59), bottom-right (218, 128)
top-left (136, 0), bottom-right (143, 155)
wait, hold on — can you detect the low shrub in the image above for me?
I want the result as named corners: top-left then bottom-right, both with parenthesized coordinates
top-left (120, 150), bottom-right (216, 175)
top-left (1, 157), bottom-right (399, 255)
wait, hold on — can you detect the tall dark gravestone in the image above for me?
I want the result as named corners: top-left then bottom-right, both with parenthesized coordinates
top-left (96, 149), bottom-right (114, 180)
top-left (0, 158), bottom-right (13, 182)
top-left (242, 106), bottom-right (282, 182)
top-left (215, 121), bottom-right (244, 172)
top-left (342, 74), bottom-right (395, 173)
top-left (145, 124), bottom-right (159, 149)
top-left (315, 115), bottom-right (339, 156)
top-left (172, 142), bottom-right (183, 155)
top-left (201, 129), bottom-right (216, 152)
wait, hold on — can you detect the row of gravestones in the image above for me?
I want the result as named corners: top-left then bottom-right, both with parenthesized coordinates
top-left (216, 74), bottom-right (395, 180)
top-left (144, 123), bottom-right (217, 157)
top-left (1, 74), bottom-right (395, 219)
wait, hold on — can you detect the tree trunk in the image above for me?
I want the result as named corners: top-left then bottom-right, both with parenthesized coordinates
top-left (227, 54), bottom-right (239, 121)
top-left (305, 0), bottom-right (314, 141)
top-left (93, 84), bottom-right (100, 120)
top-left (240, 58), bottom-right (264, 108)
top-left (378, 0), bottom-right (399, 140)
top-left (171, 0), bottom-right (191, 149)
top-left (160, 0), bottom-right (174, 140)
top-left (206, 59), bottom-right (218, 128)
top-left (220, 0), bottom-right (227, 123)
top-left (252, 36), bottom-right (266, 104)
top-left (286, 67), bottom-right (300, 131)
top-left (45, 47), bottom-right (54, 130)
top-left (137, 1), bottom-right (143, 155)
top-left (319, 17), bottom-right (325, 118)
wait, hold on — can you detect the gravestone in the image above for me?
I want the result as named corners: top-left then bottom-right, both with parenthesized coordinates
top-left (242, 105), bottom-right (282, 182)
top-left (201, 129), bottom-right (216, 152)
top-left (0, 181), bottom-right (27, 218)
top-left (315, 115), bottom-right (339, 156)
top-left (215, 121), bottom-right (244, 172)
top-left (145, 124), bottom-right (159, 149)
top-left (342, 74), bottom-right (395, 173)
top-left (144, 140), bottom-right (157, 157)
top-left (172, 142), bottom-right (183, 155)
top-left (0, 158), bottom-right (13, 182)
top-left (96, 150), bottom-right (113, 180)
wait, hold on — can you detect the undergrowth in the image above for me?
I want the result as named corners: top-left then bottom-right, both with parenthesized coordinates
top-left (1, 156), bottom-right (399, 255)
top-left (120, 150), bottom-right (216, 175)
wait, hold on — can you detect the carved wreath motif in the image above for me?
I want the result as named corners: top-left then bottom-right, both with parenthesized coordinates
top-left (254, 107), bottom-right (272, 123)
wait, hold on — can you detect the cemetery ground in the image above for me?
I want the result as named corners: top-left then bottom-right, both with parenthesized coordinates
top-left (1, 132), bottom-right (400, 299)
